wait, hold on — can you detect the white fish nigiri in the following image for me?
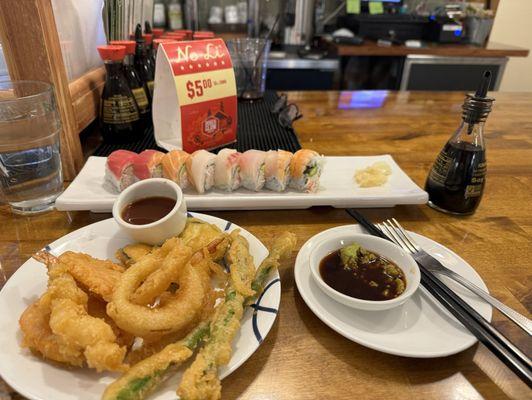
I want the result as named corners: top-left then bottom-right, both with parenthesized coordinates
top-left (214, 149), bottom-right (241, 191)
top-left (186, 150), bottom-right (216, 193)
top-left (264, 150), bottom-right (293, 192)
top-left (239, 150), bottom-right (266, 191)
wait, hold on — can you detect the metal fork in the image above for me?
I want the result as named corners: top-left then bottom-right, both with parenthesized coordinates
top-left (378, 218), bottom-right (532, 336)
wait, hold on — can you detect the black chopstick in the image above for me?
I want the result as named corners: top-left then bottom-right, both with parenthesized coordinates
top-left (346, 209), bottom-right (532, 387)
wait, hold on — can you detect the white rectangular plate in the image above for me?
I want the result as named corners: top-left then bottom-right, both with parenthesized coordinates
top-left (55, 155), bottom-right (427, 212)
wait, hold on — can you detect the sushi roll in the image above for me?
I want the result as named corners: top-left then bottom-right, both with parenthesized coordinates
top-left (133, 149), bottom-right (165, 180)
top-left (239, 150), bottom-right (266, 191)
top-left (186, 149), bottom-right (216, 193)
top-left (214, 149), bottom-right (241, 191)
top-left (162, 150), bottom-right (190, 189)
top-left (105, 150), bottom-right (138, 192)
top-left (289, 149), bottom-right (324, 193)
top-left (264, 150), bottom-right (293, 192)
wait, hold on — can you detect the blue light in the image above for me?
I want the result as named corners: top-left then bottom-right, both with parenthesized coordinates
top-left (337, 90), bottom-right (388, 109)
top-left (454, 28), bottom-right (462, 37)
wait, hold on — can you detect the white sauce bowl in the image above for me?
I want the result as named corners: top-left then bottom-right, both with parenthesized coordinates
top-left (309, 232), bottom-right (420, 311)
top-left (112, 178), bottom-right (187, 245)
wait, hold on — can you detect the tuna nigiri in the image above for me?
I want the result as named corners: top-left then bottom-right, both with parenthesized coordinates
top-left (214, 149), bottom-right (241, 191)
top-left (289, 149), bottom-right (324, 193)
top-left (105, 150), bottom-right (138, 192)
top-left (239, 150), bottom-right (266, 191)
top-left (264, 150), bottom-right (293, 192)
top-left (133, 150), bottom-right (165, 180)
top-left (186, 150), bottom-right (216, 193)
top-left (162, 150), bottom-right (190, 189)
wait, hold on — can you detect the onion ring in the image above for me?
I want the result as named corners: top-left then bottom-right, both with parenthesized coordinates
top-left (106, 240), bottom-right (210, 339)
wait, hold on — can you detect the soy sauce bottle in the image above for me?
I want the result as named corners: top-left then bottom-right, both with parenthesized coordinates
top-left (110, 40), bottom-right (151, 132)
top-left (425, 71), bottom-right (494, 215)
top-left (134, 24), bottom-right (155, 100)
top-left (97, 45), bottom-right (142, 144)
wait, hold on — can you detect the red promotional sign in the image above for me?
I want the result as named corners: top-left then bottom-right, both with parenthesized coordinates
top-left (153, 39), bottom-right (237, 153)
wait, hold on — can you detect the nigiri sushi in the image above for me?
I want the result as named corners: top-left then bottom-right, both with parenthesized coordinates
top-left (264, 150), bottom-right (293, 192)
top-left (214, 149), bottom-right (241, 191)
top-left (133, 149), bottom-right (165, 180)
top-left (162, 150), bottom-right (190, 189)
top-left (105, 150), bottom-right (138, 192)
top-left (186, 150), bottom-right (216, 193)
top-left (289, 149), bottom-right (324, 193)
top-left (239, 150), bottom-right (266, 191)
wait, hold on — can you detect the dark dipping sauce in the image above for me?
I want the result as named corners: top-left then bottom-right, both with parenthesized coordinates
top-left (121, 196), bottom-right (176, 225)
top-left (319, 249), bottom-right (407, 301)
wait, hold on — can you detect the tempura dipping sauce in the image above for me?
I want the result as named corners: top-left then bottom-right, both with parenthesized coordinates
top-left (121, 196), bottom-right (176, 225)
top-left (319, 243), bottom-right (406, 301)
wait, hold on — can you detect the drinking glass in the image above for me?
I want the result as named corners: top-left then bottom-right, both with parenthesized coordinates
top-left (227, 38), bottom-right (271, 100)
top-left (0, 81), bottom-right (63, 214)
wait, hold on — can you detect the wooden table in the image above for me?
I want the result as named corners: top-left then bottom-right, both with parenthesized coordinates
top-left (333, 41), bottom-right (530, 57)
top-left (1, 91), bottom-right (531, 400)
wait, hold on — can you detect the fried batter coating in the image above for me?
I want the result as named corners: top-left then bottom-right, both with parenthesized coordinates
top-left (178, 231), bottom-right (297, 400)
top-left (130, 239), bottom-right (193, 305)
top-left (107, 239), bottom-right (210, 339)
top-left (20, 271), bottom-right (129, 372)
top-left (116, 244), bottom-right (153, 267)
top-left (49, 298), bottom-right (128, 372)
top-left (102, 323), bottom-right (210, 400)
top-left (19, 297), bottom-right (85, 366)
top-left (177, 289), bottom-right (244, 400)
top-left (224, 233), bottom-right (256, 297)
top-left (179, 218), bottom-right (222, 252)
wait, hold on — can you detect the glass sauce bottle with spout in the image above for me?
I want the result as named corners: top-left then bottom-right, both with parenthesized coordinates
top-left (425, 71), bottom-right (494, 215)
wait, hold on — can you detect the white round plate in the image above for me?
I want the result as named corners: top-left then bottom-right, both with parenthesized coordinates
top-left (0, 212), bottom-right (280, 400)
top-left (294, 224), bottom-right (492, 358)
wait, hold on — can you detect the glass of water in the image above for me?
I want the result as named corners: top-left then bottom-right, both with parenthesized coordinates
top-left (0, 81), bottom-right (63, 214)
top-left (227, 38), bottom-right (271, 100)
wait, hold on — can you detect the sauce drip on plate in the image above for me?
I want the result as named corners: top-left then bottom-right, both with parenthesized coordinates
top-left (122, 196), bottom-right (176, 225)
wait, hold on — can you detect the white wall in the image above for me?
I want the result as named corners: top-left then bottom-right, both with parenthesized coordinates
top-left (489, 0), bottom-right (532, 91)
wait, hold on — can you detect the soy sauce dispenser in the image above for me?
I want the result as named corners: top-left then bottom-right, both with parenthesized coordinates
top-left (425, 71), bottom-right (494, 215)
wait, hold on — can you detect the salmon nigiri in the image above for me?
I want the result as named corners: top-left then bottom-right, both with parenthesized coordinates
top-left (162, 150), bottom-right (190, 189)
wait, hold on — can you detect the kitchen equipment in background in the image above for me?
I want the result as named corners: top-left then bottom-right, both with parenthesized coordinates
top-left (227, 38), bottom-right (271, 100)
top-left (208, 6), bottom-right (223, 24)
top-left (400, 55), bottom-right (506, 91)
top-left (184, 0), bottom-right (199, 30)
top-left (0, 81), bottom-right (63, 214)
top-left (225, 5), bottom-right (239, 24)
top-left (168, 0), bottom-right (184, 30)
top-left (237, 2), bottom-right (247, 24)
top-left (464, 16), bottom-right (494, 46)
top-left (152, 0), bottom-right (166, 28)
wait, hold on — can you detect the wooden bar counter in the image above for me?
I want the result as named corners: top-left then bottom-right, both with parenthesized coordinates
top-left (0, 91), bottom-right (531, 400)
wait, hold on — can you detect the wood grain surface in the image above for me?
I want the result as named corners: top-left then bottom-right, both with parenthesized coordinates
top-left (333, 41), bottom-right (530, 57)
top-left (0, 91), bottom-right (530, 400)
